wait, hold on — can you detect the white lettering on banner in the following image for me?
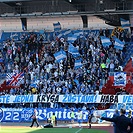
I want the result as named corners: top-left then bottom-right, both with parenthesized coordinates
top-left (107, 112), bottom-right (114, 118)
top-left (1, 95), bottom-right (133, 103)
top-left (61, 95), bottom-right (97, 103)
top-left (1, 108), bottom-right (90, 122)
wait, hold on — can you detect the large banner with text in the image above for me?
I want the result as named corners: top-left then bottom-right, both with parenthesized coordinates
top-left (0, 108), bottom-right (116, 123)
top-left (0, 94), bottom-right (133, 104)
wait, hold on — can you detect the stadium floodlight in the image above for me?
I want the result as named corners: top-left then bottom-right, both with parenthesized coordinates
top-left (53, 12), bottom-right (62, 15)
top-left (16, 2), bottom-right (22, 6)
top-left (104, 9), bottom-right (116, 12)
top-left (0, 0), bottom-right (29, 2)
top-left (43, 13), bottom-right (50, 16)
top-left (62, 12), bottom-right (69, 15)
top-left (50, 12), bottom-right (62, 15)
top-left (32, 12), bottom-right (43, 16)
top-left (1, 14), bottom-right (7, 17)
top-left (1, 13), bottom-right (15, 17)
top-left (67, 10), bottom-right (78, 14)
top-left (99, 0), bottom-right (103, 4)
top-left (21, 14), bottom-right (29, 16)
top-left (15, 14), bottom-right (21, 17)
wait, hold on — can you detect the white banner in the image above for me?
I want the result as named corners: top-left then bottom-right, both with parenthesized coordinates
top-left (0, 94), bottom-right (133, 104)
top-left (114, 72), bottom-right (126, 86)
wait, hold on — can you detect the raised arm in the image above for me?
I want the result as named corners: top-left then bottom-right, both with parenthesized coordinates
top-left (101, 116), bottom-right (117, 122)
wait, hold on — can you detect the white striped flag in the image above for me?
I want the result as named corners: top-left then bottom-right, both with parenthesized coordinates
top-left (74, 59), bottom-right (83, 69)
top-left (53, 22), bottom-right (61, 31)
top-left (114, 38), bottom-right (125, 50)
top-left (68, 43), bottom-right (80, 58)
top-left (100, 36), bottom-right (111, 47)
top-left (120, 18), bottom-right (130, 27)
top-left (54, 49), bottom-right (67, 63)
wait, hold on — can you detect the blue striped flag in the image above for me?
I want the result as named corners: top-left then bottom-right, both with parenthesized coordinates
top-left (67, 35), bottom-right (78, 43)
top-left (54, 49), bottom-right (67, 63)
top-left (68, 43), bottom-right (80, 58)
top-left (56, 29), bottom-right (71, 40)
top-left (56, 31), bottom-right (64, 39)
top-left (100, 36), bottom-right (111, 47)
top-left (53, 22), bottom-right (61, 31)
top-left (114, 38), bottom-right (125, 50)
top-left (63, 29), bottom-right (72, 37)
top-left (73, 30), bottom-right (83, 36)
top-left (74, 59), bottom-right (83, 69)
top-left (120, 18), bottom-right (130, 27)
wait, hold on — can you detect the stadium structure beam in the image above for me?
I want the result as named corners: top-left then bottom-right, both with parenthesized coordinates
top-left (1, 9), bottom-right (133, 18)
top-left (0, 0), bottom-right (29, 2)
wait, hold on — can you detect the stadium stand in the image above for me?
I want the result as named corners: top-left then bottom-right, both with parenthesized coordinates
top-left (0, 27), bottom-right (131, 109)
top-left (0, 0), bottom-right (133, 124)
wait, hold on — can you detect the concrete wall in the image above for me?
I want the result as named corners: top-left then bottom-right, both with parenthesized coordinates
top-left (0, 16), bottom-right (115, 32)
top-left (27, 16), bottom-right (83, 31)
top-left (0, 18), bottom-right (22, 31)
top-left (88, 16), bottom-right (114, 29)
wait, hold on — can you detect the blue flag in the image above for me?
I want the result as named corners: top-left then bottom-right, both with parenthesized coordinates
top-left (68, 43), bottom-right (80, 58)
top-left (67, 35), bottom-right (78, 43)
top-left (63, 29), bottom-right (72, 38)
top-left (53, 22), bottom-right (61, 31)
top-left (73, 30), bottom-right (83, 36)
top-left (100, 36), bottom-right (111, 47)
top-left (114, 38), bottom-right (125, 50)
top-left (74, 59), bottom-right (83, 69)
top-left (54, 49), bottom-right (67, 63)
top-left (120, 18), bottom-right (130, 27)
top-left (56, 31), bottom-right (64, 39)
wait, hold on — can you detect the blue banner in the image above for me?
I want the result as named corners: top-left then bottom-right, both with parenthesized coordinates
top-left (0, 108), bottom-right (121, 123)
top-left (0, 108), bottom-right (89, 122)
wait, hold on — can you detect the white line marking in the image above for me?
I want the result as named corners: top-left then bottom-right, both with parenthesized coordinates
top-left (75, 128), bottom-right (82, 133)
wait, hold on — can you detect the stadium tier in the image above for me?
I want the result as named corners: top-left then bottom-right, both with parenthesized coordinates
top-left (0, 0), bottom-right (133, 126)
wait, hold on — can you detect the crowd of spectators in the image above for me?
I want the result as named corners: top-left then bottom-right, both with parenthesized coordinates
top-left (0, 27), bottom-right (131, 109)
